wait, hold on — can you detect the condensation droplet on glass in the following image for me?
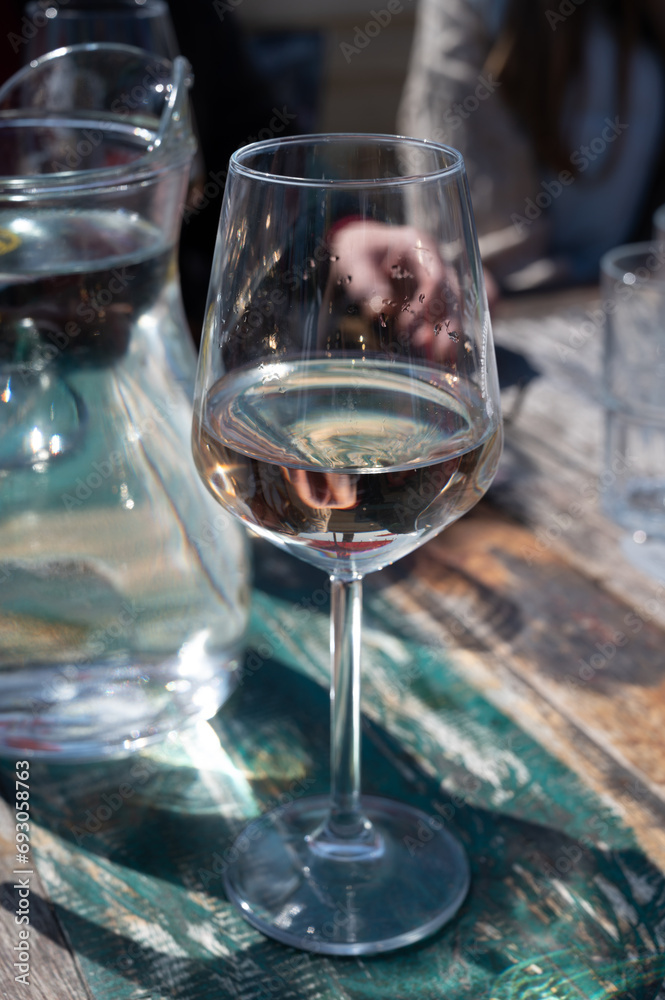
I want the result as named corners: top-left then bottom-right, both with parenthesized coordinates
top-left (307, 258), bottom-right (316, 268)
top-left (418, 293), bottom-right (425, 304)
top-left (434, 323), bottom-right (442, 335)
top-left (448, 329), bottom-right (460, 343)
top-left (329, 254), bottom-right (339, 262)
top-left (379, 313), bottom-right (387, 328)
top-left (278, 386), bottom-right (286, 394)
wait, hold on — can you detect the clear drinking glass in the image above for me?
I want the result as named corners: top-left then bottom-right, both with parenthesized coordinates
top-left (600, 243), bottom-right (665, 542)
top-left (192, 135), bottom-right (503, 954)
top-left (23, 0), bottom-right (179, 63)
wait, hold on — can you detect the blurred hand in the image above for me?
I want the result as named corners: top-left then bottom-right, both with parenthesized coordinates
top-left (284, 468), bottom-right (357, 510)
top-left (326, 220), bottom-right (460, 357)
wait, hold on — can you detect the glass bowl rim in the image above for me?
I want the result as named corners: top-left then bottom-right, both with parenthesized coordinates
top-left (229, 133), bottom-right (465, 188)
top-left (600, 240), bottom-right (665, 284)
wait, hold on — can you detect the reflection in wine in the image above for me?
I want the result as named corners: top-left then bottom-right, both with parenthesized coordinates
top-left (193, 358), bottom-right (501, 577)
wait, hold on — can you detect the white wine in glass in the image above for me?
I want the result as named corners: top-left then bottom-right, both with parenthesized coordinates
top-left (192, 134), bottom-right (502, 955)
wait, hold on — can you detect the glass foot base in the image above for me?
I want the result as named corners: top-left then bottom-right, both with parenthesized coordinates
top-left (223, 794), bottom-right (470, 955)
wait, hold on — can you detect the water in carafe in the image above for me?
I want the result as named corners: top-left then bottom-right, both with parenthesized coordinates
top-left (0, 45), bottom-right (249, 757)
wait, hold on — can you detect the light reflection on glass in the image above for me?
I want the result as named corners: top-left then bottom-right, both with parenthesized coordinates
top-left (29, 427), bottom-right (44, 453)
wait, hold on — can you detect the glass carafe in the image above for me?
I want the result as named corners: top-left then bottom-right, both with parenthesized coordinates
top-left (0, 44), bottom-right (249, 758)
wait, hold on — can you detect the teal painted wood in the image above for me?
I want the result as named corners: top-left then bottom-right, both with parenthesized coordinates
top-left (2, 560), bottom-right (664, 1000)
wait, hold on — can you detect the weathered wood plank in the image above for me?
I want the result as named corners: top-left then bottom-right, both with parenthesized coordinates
top-left (492, 287), bottom-right (665, 629)
top-left (0, 788), bottom-right (91, 1000)
top-left (381, 504), bottom-right (665, 873)
top-left (3, 575), bottom-right (665, 1000)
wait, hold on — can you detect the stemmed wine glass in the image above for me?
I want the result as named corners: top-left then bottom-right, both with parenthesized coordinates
top-left (192, 134), bottom-right (502, 955)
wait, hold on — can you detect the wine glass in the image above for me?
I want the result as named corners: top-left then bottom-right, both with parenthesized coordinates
top-left (192, 134), bottom-right (503, 955)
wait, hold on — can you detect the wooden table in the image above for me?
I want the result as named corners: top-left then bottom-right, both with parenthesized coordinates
top-left (2, 287), bottom-right (665, 999)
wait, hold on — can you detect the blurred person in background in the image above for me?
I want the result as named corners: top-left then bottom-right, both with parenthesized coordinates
top-left (398, 0), bottom-right (665, 295)
top-left (167, 1), bottom-right (298, 342)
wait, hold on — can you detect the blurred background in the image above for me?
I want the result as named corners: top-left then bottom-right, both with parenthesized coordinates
top-left (233, 0), bottom-right (416, 134)
top-left (3, 0), bottom-right (665, 337)
top-left (0, 0), bottom-right (415, 150)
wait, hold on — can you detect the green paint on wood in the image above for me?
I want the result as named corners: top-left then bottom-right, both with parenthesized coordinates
top-left (1, 561), bottom-right (664, 1000)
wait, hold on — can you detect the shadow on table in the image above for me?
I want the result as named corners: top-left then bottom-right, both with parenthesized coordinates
top-left (1, 651), bottom-right (664, 1000)
top-left (2, 882), bottom-right (663, 1000)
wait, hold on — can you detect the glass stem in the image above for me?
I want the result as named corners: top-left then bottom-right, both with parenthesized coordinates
top-left (327, 575), bottom-right (365, 838)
